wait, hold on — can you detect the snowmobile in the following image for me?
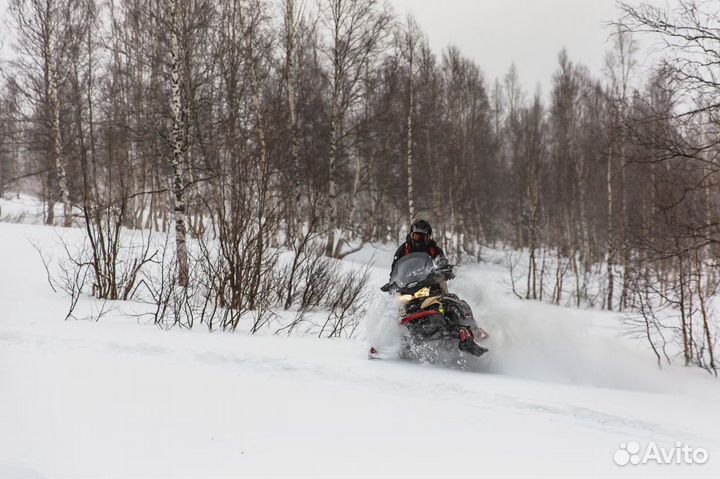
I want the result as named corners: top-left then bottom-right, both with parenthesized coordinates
top-left (371, 252), bottom-right (489, 361)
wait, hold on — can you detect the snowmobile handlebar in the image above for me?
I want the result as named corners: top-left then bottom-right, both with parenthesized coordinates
top-left (438, 265), bottom-right (455, 280)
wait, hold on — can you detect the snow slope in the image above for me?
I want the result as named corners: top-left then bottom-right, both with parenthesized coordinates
top-left (1, 219), bottom-right (720, 479)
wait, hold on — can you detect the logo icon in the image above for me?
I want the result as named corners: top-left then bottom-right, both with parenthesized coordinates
top-left (614, 441), bottom-right (641, 466)
top-left (614, 441), bottom-right (709, 466)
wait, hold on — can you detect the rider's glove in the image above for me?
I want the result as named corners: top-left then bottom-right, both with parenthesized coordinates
top-left (444, 267), bottom-right (455, 280)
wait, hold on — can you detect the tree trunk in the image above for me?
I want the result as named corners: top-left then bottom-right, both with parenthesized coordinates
top-left (606, 142), bottom-right (614, 310)
top-left (325, 102), bottom-right (340, 257)
top-left (170, 0), bottom-right (189, 288)
top-left (694, 250), bottom-right (716, 374)
top-left (48, 45), bottom-right (71, 227)
top-left (406, 46), bottom-right (415, 224)
top-left (284, 0), bottom-right (300, 176)
top-left (239, 3), bottom-right (272, 310)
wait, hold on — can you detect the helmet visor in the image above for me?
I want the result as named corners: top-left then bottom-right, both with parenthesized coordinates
top-left (411, 232), bottom-right (429, 242)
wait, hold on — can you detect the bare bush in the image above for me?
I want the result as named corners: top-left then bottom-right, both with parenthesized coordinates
top-left (274, 240), bottom-right (371, 338)
top-left (35, 218), bottom-right (156, 321)
top-left (318, 262), bottom-right (371, 338)
top-left (82, 203), bottom-right (157, 301)
top-left (624, 251), bottom-right (719, 375)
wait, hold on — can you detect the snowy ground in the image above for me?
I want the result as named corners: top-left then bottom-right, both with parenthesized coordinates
top-left (1, 198), bottom-right (720, 478)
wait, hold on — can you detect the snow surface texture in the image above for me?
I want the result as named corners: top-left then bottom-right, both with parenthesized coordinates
top-left (1, 197), bottom-right (719, 478)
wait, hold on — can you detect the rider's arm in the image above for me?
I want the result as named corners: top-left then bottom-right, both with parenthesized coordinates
top-left (432, 241), bottom-right (446, 259)
top-left (431, 243), bottom-right (454, 279)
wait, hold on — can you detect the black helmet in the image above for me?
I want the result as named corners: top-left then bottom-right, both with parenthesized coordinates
top-left (410, 218), bottom-right (432, 247)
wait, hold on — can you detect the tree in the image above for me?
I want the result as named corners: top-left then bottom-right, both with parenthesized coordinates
top-left (603, 24), bottom-right (637, 310)
top-left (167, 0), bottom-right (190, 287)
top-left (8, 0), bottom-right (80, 226)
top-left (320, 0), bottom-right (391, 257)
top-left (400, 15), bottom-right (422, 226)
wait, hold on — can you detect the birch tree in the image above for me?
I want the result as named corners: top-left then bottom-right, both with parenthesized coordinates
top-left (320, 0), bottom-right (390, 257)
top-left (8, 0), bottom-right (75, 226)
top-left (604, 24), bottom-right (637, 310)
top-left (283, 0), bottom-right (301, 181)
top-left (401, 15), bottom-right (421, 225)
top-left (168, 0), bottom-right (189, 287)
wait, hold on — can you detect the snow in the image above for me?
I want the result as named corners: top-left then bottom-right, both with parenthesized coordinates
top-left (0, 193), bottom-right (54, 224)
top-left (1, 203), bottom-right (720, 478)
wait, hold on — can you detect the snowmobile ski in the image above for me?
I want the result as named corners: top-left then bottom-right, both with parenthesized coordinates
top-left (368, 346), bottom-right (395, 360)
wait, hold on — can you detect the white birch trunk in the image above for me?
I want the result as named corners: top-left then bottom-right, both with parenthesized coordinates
top-left (52, 58), bottom-right (71, 226)
top-left (325, 102), bottom-right (339, 257)
top-left (606, 142), bottom-right (614, 310)
top-left (170, 0), bottom-right (189, 287)
top-left (43, 5), bottom-right (71, 228)
top-left (406, 46), bottom-right (415, 224)
top-left (284, 0), bottom-right (299, 171)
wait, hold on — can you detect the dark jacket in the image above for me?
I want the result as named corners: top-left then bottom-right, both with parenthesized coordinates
top-left (391, 234), bottom-right (445, 272)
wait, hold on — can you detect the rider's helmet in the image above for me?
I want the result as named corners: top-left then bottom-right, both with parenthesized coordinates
top-left (410, 218), bottom-right (432, 248)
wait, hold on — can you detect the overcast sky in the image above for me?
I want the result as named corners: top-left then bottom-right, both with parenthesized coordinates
top-left (0, 0), bottom-right (9, 63)
top-left (389, 0), bottom-right (665, 94)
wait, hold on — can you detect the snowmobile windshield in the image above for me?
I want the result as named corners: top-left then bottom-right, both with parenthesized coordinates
top-left (390, 252), bottom-right (436, 288)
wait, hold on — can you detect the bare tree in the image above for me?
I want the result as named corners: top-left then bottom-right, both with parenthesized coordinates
top-left (168, 0), bottom-right (189, 287)
top-left (320, 0), bottom-right (391, 257)
top-left (8, 0), bottom-right (78, 226)
top-left (283, 0), bottom-right (301, 180)
top-left (400, 15), bottom-right (421, 225)
top-left (603, 24), bottom-right (637, 310)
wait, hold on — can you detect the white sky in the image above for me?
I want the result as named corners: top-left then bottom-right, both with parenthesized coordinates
top-left (389, 0), bottom-right (669, 94)
top-left (0, 0), bottom-right (10, 66)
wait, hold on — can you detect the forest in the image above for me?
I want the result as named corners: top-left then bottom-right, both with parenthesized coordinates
top-left (1, 0), bottom-right (719, 373)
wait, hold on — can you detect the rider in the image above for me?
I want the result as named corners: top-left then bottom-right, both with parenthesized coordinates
top-left (387, 218), bottom-right (487, 356)
top-left (391, 218), bottom-right (453, 293)
top-left (392, 219), bottom-right (443, 268)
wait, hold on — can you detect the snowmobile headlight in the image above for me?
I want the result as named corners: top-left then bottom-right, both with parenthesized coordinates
top-left (413, 287), bottom-right (430, 299)
top-left (398, 294), bottom-right (414, 303)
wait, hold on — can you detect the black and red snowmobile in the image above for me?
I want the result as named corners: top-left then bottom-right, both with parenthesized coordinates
top-left (370, 252), bottom-right (489, 361)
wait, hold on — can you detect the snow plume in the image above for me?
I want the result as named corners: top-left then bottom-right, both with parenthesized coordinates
top-left (364, 293), bottom-right (404, 358)
top-left (452, 265), bottom-right (687, 392)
